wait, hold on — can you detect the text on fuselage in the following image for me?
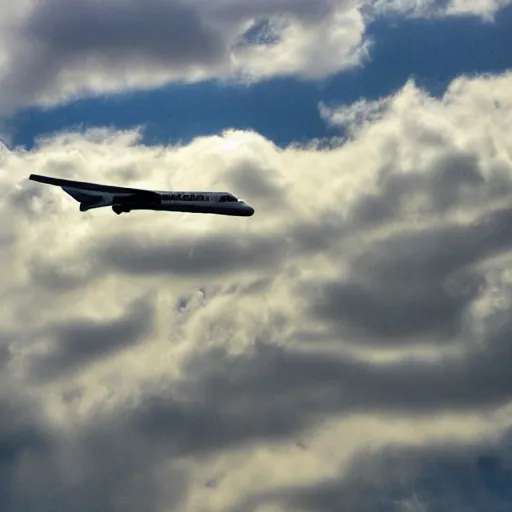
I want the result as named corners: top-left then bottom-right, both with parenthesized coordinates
top-left (162, 193), bottom-right (210, 201)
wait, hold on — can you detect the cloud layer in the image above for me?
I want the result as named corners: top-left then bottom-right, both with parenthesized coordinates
top-left (1, 70), bottom-right (512, 510)
top-left (0, 0), bottom-right (510, 113)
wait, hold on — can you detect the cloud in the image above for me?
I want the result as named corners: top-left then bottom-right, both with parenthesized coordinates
top-left (0, 0), bottom-right (510, 113)
top-left (0, 0), bottom-right (365, 113)
top-left (373, 0), bottom-right (512, 19)
top-left (1, 70), bottom-right (512, 510)
top-left (306, 205), bottom-right (512, 344)
top-left (230, 432), bottom-right (512, 511)
top-left (29, 297), bottom-right (154, 382)
top-left (445, 0), bottom-right (512, 18)
top-left (99, 232), bottom-right (283, 278)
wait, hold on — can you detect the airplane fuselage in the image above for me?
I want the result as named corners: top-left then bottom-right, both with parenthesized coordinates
top-left (112, 191), bottom-right (254, 216)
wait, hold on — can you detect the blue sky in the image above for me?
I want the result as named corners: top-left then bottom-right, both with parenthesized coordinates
top-left (9, 3), bottom-right (512, 149)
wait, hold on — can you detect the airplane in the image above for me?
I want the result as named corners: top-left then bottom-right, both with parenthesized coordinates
top-left (28, 174), bottom-right (255, 217)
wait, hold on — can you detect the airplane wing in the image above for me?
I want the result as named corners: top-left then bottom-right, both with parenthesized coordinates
top-left (29, 174), bottom-right (161, 211)
top-left (29, 173), bottom-right (160, 195)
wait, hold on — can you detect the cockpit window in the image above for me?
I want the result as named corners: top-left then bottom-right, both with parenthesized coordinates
top-left (219, 195), bottom-right (239, 202)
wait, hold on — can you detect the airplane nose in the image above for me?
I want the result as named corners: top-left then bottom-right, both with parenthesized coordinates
top-left (246, 205), bottom-right (254, 216)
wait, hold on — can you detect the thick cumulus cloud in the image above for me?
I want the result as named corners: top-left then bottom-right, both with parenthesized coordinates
top-left (2, 71), bottom-right (512, 510)
top-left (0, 0), bottom-right (510, 113)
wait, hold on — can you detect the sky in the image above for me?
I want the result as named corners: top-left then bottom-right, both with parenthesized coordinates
top-left (1, 1), bottom-right (512, 511)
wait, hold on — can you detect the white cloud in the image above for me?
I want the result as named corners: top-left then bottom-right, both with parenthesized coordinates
top-left (2, 70), bottom-right (512, 510)
top-left (443, 0), bottom-right (512, 18)
top-left (373, 0), bottom-right (512, 18)
top-left (319, 96), bottom-right (392, 135)
top-left (0, 0), bottom-right (509, 114)
top-left (435, 0), bottom-right (512, 18)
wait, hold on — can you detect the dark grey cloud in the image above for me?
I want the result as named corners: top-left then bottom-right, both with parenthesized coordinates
top-left (99, 233), bottom-right (283, 277)
top-left (0, 389), bottom-right (53, 512)
top-left (227, 160), bottom-right (285, 203)
top-left (124, 387), bottom-right (305, 457)
top-left (0, 340), bottom-right (12, 369)
top-left (25, 0), bottom-right (226, 68)
top-left (34, 431), bottom-right (189, 512)
top-left (211, 0), bottom-right (342, 24)
top-left (289, 213), bottom-right (347, 253)
top-left (279, 147), bottom-right (512, 276)
top-left (0, 374), bottom-right (215, 512)
top-left (351, 149), bottom-right (511, 227)
top-left (32, 346), bottom-right (319, 469)
top-left (28, 256), bottom-right (98, 292)
top-left (230, 432), bottom-right (512, 512)
top-left (0, 0), bottom-right (227, 112)
top-left (29, 297), bottom-right (154, 381)
top-left (0, 348), bottom-right (188, 512)
top-left (0, 386), bottom-right (189, 512)
top-left (131, 305), bottom-right (512, 450)
top-left (7, 182), bottom-right (48, 217)
top-left (306, 204), bottom-right (512, 345)
top-left (7, 336), bottom-right (512, 512)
